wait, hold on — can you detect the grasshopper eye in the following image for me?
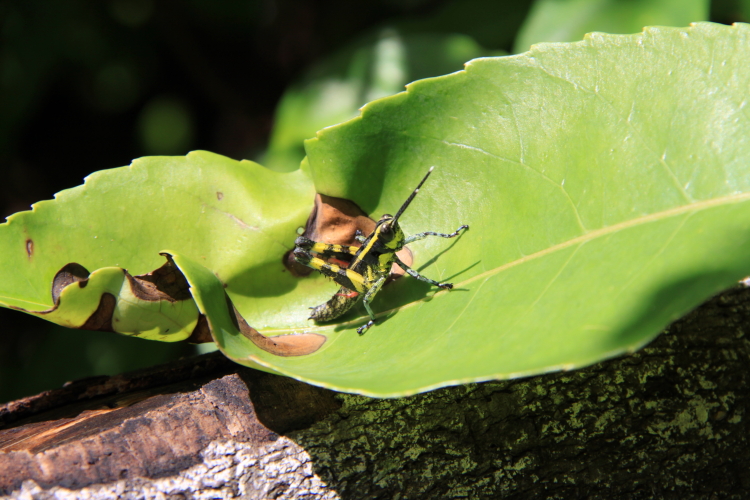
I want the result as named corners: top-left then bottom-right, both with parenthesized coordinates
top-left (380, 223), bottom-right (392, 235)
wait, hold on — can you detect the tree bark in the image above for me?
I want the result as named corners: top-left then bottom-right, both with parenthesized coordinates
top-left (2, 285), bottom-right (750, 499)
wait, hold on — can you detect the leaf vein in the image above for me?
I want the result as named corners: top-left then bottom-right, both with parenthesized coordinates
top-left (431, 137), bottom-right (588, 233)
top-left (438, 276), bottom-right (490, 338)
top-left (505, 242), bottom-right (582, 333)
top-left (612, 212), bottom-right (693, 300)
top-left (286, 191), bottom-right (750, 335)
top-left (529, 61), bottom-right (693, 203)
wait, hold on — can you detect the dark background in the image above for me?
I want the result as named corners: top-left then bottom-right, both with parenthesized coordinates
top-left (0, 0), bottom-right (746, 403)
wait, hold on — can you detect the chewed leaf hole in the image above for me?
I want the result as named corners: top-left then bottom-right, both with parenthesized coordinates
top-left (28, 254), bottom-right (205, 342)
top-left (52, 263), bottom-right (90, 304)
top-left (283, 193), bottom-right (412, 278)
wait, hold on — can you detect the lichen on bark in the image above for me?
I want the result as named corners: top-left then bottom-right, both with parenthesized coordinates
top-left (290, 285), bottom-right (750, 499)
top-left (2, 286), bottom-right (749, 499)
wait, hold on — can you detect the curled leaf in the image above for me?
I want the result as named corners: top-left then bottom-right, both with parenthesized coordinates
top-left (17, 254), bottom-right (200, 342)
top-left (168, 252), bottom-right (326, 364)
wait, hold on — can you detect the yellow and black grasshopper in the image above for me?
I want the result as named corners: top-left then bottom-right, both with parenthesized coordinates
top-left (293, 167), bottom-right (468, 334)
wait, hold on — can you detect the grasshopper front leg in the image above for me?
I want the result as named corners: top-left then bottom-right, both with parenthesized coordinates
top-left (394, 255), bottom-right (454, 289)
top-left (356, 275), bottom-right (387, 335)
top-left (403, 224), bottom-right (468, 245)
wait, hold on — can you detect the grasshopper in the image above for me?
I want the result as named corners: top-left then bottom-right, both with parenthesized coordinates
top-left (293, 167), bottom-right (468, 334)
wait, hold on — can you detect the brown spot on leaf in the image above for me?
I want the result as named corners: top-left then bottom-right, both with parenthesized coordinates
top-left (81, 293), bottom-right (116, 332)
top-left (283, 194), bottom-right (374, 277)
top-left (262, 331), bottom-right (327, 356)
top-left (226, 294), bottom-right (325, 356)
top-left (391, 247), bottom-right (412, 279)
top-left (130, 253), bottom-right (192, 302)
top-left (284, 193), bottom-right (413, 277)
top-left (216, 191), bottom-right (223, 200)
top-left (308, 194), bottom-right (376, 245)
top-left (185, 315), bottom-right (213, 344)
top-left (25, 239), bottom-right (33, 258)
top-left (51, 263), bottom-right (91, 304)
top-left (37, 256), bottom-right (195, 334)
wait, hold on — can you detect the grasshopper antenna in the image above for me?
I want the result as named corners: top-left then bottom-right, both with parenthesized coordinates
top-left (392, 166), bottom-right (434, 224)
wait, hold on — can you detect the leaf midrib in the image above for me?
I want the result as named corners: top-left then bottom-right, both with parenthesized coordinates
top-left (260, 190), bottom-right (750, 336)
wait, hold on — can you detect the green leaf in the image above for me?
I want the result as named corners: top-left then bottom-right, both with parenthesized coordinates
top-left (4, 23), bottom-right (750, 398)
top-left (263, 30), bottom-right (494, 173)
top-left (225, 22), bottom-right (750, 396)
top-left (31, 260), bottom-right (200, 342)
top-left (0, 151), bottom-right (317, 330)
top-left (514, 0), bottom-right (709, 53)
top-left (170, 251), bottom-right (327, 367)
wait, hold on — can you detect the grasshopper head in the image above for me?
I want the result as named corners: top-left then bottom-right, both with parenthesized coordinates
top-left (374, 214), bottom-right (405, 250)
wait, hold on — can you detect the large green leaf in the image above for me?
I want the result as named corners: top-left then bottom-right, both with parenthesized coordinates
top-left (263, 29), bottom-right (494, 173)
top-left (514, 0), bottom-right (708, 52)
top-left (221, 23), bottom-right (750, 395)
top-left (3, 23), bottom-right (750, 397)
top-left (0, 152), bottom-right (316, 330)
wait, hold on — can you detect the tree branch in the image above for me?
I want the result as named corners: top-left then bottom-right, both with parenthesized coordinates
top-left (2, 286), bottom-right (750, 498)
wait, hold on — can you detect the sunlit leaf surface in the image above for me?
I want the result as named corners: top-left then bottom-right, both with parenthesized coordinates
top-left (0, 152), bottom-right (316, 330)
top-left (2, 23), bottom-right (749, 396)
top-left (238, 22), bottom-right (750, 396)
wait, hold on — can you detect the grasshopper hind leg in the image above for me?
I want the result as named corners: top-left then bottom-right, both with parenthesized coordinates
top-left (308, 286), bottom-right (360, 322)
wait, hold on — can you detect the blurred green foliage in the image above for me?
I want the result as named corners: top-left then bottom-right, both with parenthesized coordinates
top-left (263, 29), bottom-right (501, 172)
top-left (0, 0), bottom-right (744, 403)
top-left (514, 0), bottom-right (709, 52)
top-left (0, 321), bottom-right (194, 401)
top-left (138, 96), bottom-right (195, 154)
